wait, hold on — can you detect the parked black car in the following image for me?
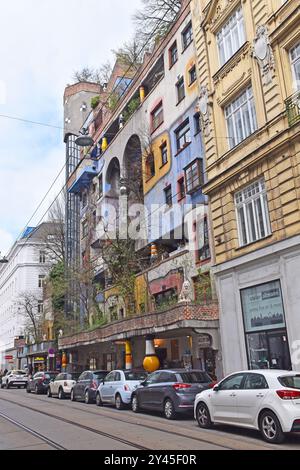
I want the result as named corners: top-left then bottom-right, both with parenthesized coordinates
top-left (131, 369), bottom-right (215, 420)
top-left (70, 370), bottom-right (108, 404)
top-left (26, 371), bottom-right (58, 395)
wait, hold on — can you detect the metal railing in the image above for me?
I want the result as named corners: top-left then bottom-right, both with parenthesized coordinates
top-left (285, 90), bottom-right (300, 127)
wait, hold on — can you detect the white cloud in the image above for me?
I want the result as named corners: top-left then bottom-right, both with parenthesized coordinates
top-left (0, 229), bottom-right (14, 255)
top-left (0, 0), bottom-right (141, 254)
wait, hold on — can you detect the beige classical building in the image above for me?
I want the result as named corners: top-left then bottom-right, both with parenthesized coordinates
top-left (191, 0), bottom-right (300, 373)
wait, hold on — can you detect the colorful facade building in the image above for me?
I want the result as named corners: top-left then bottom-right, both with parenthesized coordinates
top-left (59, 1), bottom-right (222, 379)
top-left (191, 0), bottom-right (300, 373)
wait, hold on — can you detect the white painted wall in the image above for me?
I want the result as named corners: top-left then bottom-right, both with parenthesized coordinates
top-left (0, 237), bottom-right (52, 364)
top-left (215, 236), bottom-right (300, 375)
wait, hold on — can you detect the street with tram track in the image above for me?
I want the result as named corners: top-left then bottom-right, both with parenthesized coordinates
top-left (1, 388), bottom-right (300, 451)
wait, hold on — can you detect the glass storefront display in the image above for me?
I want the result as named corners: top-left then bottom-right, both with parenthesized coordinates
top-left (241, 281), bottom-right (291, 370)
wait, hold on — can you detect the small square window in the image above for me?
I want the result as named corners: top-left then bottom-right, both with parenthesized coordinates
top-left (178, 178), bottom-right (186, 201)
top-left (184, 159), bottom-right (203, 194)
top-left (160, 142), bottom-right (168, 167)
top-left (182, 22), bottom-right (193, 50)
top-left (176, 77), bottom-right (185, 103)
top-left (164, 185), bottom-right (173, 207)
top-left (194, 112), bottom-right (201, 135)
top-left (169, 42), bottom-right (178, 67)
top-left (175, 119), bottom-right (191, 152)
top-left (189, 65), bottom-right (197, 85)
top-left (151, 102), bottom-right (164, 132)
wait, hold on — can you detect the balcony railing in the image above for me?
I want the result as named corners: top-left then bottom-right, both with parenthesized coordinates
top-left (285, 90), bottom-right (300, 127)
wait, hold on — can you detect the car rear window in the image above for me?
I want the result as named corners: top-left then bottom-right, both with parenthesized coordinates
top-left (68, 373), bottom-right (81, 381)
top-left (278, 375), bottom-right (300, 390)
top-left (179, 372), bottom-right (212, 384)
top-left (124, 372), bottom-right (148, 381)
top-left (94, 372), bottom-right (108, 380)
top-left (14, 371), bottom-right (26, 375)
top-left (45, 373), bottom-right (57, 380)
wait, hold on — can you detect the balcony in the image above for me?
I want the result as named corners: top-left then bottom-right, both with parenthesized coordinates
top-left (68, 166), bottom-right (98, 195)
top-left (285, 90), bottom-right (300, 127)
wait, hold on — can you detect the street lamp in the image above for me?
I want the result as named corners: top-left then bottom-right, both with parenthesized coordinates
top-left (75, 127), bottom-right (94, 147)
top-left (0, 252), bottom-right (8, 264)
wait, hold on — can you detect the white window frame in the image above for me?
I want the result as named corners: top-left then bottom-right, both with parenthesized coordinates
top-left (225, 86), bottom-right (258, 149)
top-left (235, 179), bottom-right (272, 247)
top-left (290, 43), bottom-right (300, 91)
top-left (217, 5), bottom-right (246, 67)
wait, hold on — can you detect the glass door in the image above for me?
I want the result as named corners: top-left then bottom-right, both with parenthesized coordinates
top-left (267, 331), bottom-right (291, 370)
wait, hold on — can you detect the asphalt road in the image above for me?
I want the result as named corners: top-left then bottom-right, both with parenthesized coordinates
top-left (0, 388), bottom-right (300, 450)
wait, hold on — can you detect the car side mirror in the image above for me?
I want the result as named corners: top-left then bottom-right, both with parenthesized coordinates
top-left (213, 385), bottom-right (220, 392)
top-left (141, 380), bottom-right (147, 387)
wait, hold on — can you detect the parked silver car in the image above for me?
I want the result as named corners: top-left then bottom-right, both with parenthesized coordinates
top-left (96, 370), bottom-right (148, 409)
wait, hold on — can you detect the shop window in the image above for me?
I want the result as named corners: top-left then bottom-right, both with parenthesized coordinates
top-left (241, 281), bottom-right (291, 371)
top-left (171, 339), bottom-right (180, 361)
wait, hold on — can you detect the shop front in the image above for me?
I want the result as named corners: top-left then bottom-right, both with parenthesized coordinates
top-left (215, 237), bottom-right (300, 375)
top-left (58, 303), bottom-right (222, 379)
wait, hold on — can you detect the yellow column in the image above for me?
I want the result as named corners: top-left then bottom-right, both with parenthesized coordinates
top-left (101, 137), bottom-right (108, 152)
top-left (125, 341), bottom-right (133, 370)
top-left (139, 86), bottom-right (145, 103)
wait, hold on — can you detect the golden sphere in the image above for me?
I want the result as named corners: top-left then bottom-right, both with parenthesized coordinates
top-left (143, 355), bottom-right (160, 373)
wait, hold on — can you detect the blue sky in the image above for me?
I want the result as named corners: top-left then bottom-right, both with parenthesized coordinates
top-left (0, 0), bottom-right (141, 254)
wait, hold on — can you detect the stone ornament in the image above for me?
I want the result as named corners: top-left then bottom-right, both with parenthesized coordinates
top-left (178, 280), bottom-right (193, 303)
top-left (197, 85), bottom-right (211, 137)
top-left (253, 25), bottom-right (275, 85)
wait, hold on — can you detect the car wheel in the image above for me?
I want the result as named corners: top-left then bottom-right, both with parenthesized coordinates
top-left (115, 394), bottom-right (125, 410)
top-left (58, 388), bottom-right (65, 400)
top-left (85, 390), bottom-right (91, 405)
top-left (35, 385), bottom-right (40, 395)
top-left (26, 386), bottom-right (31, 394)
top-left (70, 389), bottom-right (76, 402)
top-left (47, 387), bottom-right (52, 398)
top-left (196, 403), bottom-right (213, 429)
top-left (259, 410), bottom-right (285, 444)
top-left (132, 395), bottom-right (140, 413)
top-left (6, 382), bottom-right (10, 390)
top-left (96, 392), bottom-right (103, 407)
top-left (164, 399), bottom-right (177, 420)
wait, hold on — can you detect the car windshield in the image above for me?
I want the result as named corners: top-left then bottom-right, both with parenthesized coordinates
top-left (13, 371), bottom-right (26, 375)
top-left (278, 375), bottom-right (300, 390)
top-left (124, 372), bottom-right (148, 381)
top-left (179, 372), bottom-right (212, 384)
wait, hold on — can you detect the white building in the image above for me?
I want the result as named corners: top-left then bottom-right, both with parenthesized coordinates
top-left (0, 224), bottom-right (55, 370)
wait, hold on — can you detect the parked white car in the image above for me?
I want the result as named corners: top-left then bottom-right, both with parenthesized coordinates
top-left (47, 372), bottom-right (80, 399)
top-left (194, 370), bottom-right (300, 444)
top-left (96, 370), bottom-right (148, 410)
top-left (0, 370), bottom-right (28, 389)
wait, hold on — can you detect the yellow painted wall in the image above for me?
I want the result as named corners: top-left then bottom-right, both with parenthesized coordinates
top-left (191, 0), bottom-right (300, 265)
top-left (143, 132), bottom-right (171, 194)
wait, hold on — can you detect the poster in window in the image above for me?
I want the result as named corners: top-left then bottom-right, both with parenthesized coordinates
top-left (241, 281), bottom-right (286, 333)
